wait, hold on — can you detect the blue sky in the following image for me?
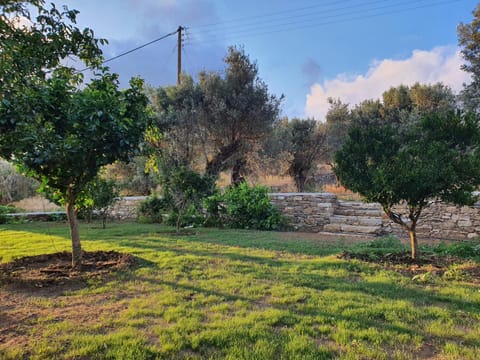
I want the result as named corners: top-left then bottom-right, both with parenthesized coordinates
top-left (65, 0), bottom-right (477, 120)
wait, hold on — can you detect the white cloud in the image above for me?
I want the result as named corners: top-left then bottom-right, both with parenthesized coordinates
top-left (304, 46), bottom-right (471, 121)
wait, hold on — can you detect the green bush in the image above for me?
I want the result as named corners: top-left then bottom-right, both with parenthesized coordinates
top-left (138, 196), bottom-right (169, 223)
top-left (0, 204), bottom-right (17, 224)
top-left (204, 183), bottom-right (287, 231)
top-left (77, 178), bottom-right (119, 227)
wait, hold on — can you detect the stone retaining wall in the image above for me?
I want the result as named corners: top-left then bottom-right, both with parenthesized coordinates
top-left (112, 194), bottom-right (480, 240)
top-left (269, 193), bottom-right (337, 232)
top-left (109, 196), bottom-right (147, 220)
top-left (385, 202), bottom-right (480, 240)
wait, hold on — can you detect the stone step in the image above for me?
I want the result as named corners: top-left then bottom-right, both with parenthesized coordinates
top-left (329, 215), bottom-right (382, 227)
top-left (337, 201), bottom-right (382, 209)
top-left (317, 231), bottom-right (376, 239)
top-left (323, 223), bottom-right (382, 234)
top-left (334, 208), bottom-right (383, 217)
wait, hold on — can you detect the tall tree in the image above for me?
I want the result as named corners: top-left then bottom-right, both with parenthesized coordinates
top-left (335, 112), bottom-right (480, 260)
top-left (199, 47), bottom-right (282, 184)
top-left (149, 48), bottom-right (282, 185)
top-left (147, 75), bottom-right (203, 169)
top-left (0, 2), bottom-right (150, 267)
top-left (325, 98), bottom-right (351, 163)
top-left (458, 4), bottom-right (480, 111)
top-left (281, 119), bottom-right (327, 192)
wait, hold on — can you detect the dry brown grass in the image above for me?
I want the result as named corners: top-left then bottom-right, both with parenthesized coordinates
top-left (323, 184), bottom-right (363, 201)
top-left (9, 196), bottom-right (61, 212)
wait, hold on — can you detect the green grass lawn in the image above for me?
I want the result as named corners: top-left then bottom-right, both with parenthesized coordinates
top-left (1, 222), bottom-right (479, 359)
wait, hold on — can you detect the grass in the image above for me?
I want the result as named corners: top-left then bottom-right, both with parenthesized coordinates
top-left (1, 222), bottom-right (479, 359)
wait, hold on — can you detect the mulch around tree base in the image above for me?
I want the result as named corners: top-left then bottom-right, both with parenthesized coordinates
top-left (0, 251), bottom-right (137, 290)
top-left (338, 251), bottom-right (480, 283)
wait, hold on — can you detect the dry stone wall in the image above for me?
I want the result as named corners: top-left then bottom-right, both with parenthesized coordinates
top-left (113, 194), bottom-right (480, 240)
top-left (109, 196), bottom-right (146, 220)
top-left (385, 202), bottom-right (480, 240)
top-left (269, 193), bottom-right (337, 232)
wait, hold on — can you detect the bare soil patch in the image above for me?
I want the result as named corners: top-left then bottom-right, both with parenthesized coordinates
top-left (338, 251), bottom-right (480, 283)
top-left (0, 251), bottom-right (137, 353)
top-left (0, 250), bottom-right (137, 291)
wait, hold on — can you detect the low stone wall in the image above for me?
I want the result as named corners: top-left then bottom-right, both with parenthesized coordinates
top-left (109, 196), bottom-right (147, 220)
top-left (385, 202), bottom-right (480, 240)
top-left (269, 193), bottom-right (337, 232)
top-left (111, 194), bottom-right (480, 240)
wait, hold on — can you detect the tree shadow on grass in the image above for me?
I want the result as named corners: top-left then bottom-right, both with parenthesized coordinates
top-left (0, 251), bottom-right (155, 296)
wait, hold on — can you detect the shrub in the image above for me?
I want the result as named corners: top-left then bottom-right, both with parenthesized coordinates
top-left (0, 204), bottom-right (17, 224)
top-left (0, 160), bottom-right (39, 204)
top-left (204, 183), bottom-right (287, 230)
top-left (158, 166), bottom-right (215, 232)
top-left (138, 196), bottom-right (169, 223)
top-left (77, 178), bottom-right (119, 228)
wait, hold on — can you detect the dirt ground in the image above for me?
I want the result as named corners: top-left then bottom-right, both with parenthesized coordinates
top-left (0, 251), bottom-right (136, 350)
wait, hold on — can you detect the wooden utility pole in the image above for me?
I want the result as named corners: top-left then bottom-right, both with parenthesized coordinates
top-left (177, 26), bottom-right (183, 85)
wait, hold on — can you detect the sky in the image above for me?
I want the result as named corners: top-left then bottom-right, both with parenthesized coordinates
top-left (62, 0), bottom-right (477, 121)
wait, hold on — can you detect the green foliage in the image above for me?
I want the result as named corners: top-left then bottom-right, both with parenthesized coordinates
top-left (273, 118), bottom-right (327, 192)
top-left (77, 178), bottom-right (119, 227)
top-left (158, 166), bottom-right (215, 232)
top-left (430, 241), bottom-right (480, 260)
top-left (0, 159), bottom-right (38, 204)
top-left (137, 196), bottom-right (169, 224)
top-left (0, 1), bottom-right (151, 265)
top-left (335, 111), bottom-right (480, 258)
top-left (0, 1), bottom-right (105, 155)
top-left (205, 183), bottom-right (286, 230)
top-left (325, 98), bottom-right (351, 160)
top-left (458, 4), bottom-right (480, 111)
top-left (336, 112), bottom-right (480, 208)
top-left (0, 204), bottom-right (17, 224)
top-left (148, 47), bottom-right (282, 184)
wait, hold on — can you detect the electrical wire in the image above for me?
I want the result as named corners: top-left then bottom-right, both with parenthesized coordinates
top-left (190, 0), bottom-right (409, 35)
top-left (78, 0), bottom-right (460, 72)
top-left (77, 29), bottom-right (179, 72)
top-left (187, 0), bottom-right (461, 45)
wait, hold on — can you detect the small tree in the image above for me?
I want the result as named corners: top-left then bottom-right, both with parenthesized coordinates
top-left (77, 178), bottom-right (119, 228)
top-left (1, 2), bottom-right (150, 267)
top-left (158, 165), bottom-right (215, 233)
top-left (12, 71), bottom-right (149, 267)
top-left (334, 112), bottom-right (480, 259)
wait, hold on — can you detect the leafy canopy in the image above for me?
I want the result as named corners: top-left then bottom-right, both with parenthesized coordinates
top-left (335, 111), bottom-right (480, 258)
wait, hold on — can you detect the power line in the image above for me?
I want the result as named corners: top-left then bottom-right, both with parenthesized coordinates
top-left (193, 0), bottom-right (355, 29)
top-left (75, 0), bottom-right (461, 75)
top-left (190, 0), bottom-right (405, 35)
top-left (77, 28), bottom-right (179, 72)
top-left (186, 0), bottom-right (461, 45)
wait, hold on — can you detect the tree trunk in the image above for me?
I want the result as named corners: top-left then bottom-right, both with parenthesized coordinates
top-left (66, 189), bottom-right (82, 268)
top-left (176, 210), bottom-right (183, 234)
top-left (231, 158), bottom-right (246, 186)
top-left (409, 229), bottom-right (418, 260)
top-left (295, 174), bottom-right (306, 192)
